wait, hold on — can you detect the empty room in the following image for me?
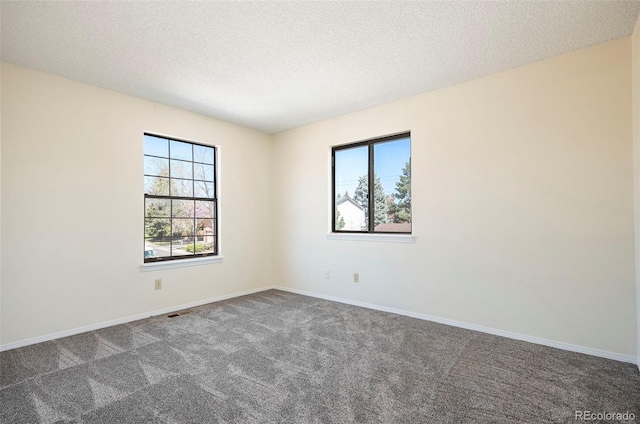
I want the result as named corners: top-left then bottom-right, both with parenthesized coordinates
top-left (1, 1), bottom-right (640, 423)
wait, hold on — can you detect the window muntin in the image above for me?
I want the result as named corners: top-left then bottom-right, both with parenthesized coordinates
top-left (332, 133), bottom-right (411, 234)
top-left (144, 134), bottom-right (217, 262)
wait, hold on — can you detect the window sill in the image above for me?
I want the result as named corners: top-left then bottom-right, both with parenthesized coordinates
top-left (326, 233), bottom-right (415, 243)
top-left (140, 255), bottom-right (223, 272)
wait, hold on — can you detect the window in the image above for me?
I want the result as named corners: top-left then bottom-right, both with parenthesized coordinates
top-left (332, 132), bottom-right (411, 233)
top-left (144, 134), bottom-right (217, 262)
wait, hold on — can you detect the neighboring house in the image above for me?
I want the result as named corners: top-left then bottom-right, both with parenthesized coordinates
top-left (197, 219), bottom-right (215, 244)
top-left (336, 196), bottom-right (366, 230)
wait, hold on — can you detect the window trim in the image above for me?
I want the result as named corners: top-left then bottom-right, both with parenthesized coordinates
top-left (140, 255), bottom-right (224, 272)
top-left (326, 233), bottom-right (414, 243)
top-left (331, 131), bottom-right (411, 234)
top-left (143, 133), bottom-right (220, 264)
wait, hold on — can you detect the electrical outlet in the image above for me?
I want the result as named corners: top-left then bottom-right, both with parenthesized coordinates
top-left (324, 270), bottom-right (331, 279)
top-left (155, 279), bottom-right (162, 290)
top-left (353, 273), bottom-right (359, 283)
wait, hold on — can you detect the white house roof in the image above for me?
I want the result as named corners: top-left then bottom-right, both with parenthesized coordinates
top-left (336, 196), bottom-right (365, 211)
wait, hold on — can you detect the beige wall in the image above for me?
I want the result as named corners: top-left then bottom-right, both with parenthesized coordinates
top-left (2, 36), bottom-right (638, 360)
top-left (0, 61), bottom-right (3, 344)
top-left (272, 38), bottom-right (637, 357)
top-left (0, 63), bottom-right (274, 345)
top-left (633, 16), bottom-right (640, 366)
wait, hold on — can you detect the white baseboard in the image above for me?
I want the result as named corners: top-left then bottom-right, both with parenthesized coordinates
top-left (273, 285), bottom-right (637, 365)
top-left (0, 286), bottom-right (275, 352)
top-left (3, 284), bottom-right (636, 366)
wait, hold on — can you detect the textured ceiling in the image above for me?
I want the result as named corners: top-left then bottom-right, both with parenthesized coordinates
top-left (2, 1), bottom-right (640, 134)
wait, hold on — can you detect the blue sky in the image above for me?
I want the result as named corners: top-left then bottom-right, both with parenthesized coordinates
top-left (335, 137), bottom-right (410, 199)
top-left (144, 134), bottom-right (214, 164)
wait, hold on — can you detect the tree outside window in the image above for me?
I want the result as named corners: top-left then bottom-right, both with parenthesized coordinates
top-left (332, 133), bottom-right (411, 233)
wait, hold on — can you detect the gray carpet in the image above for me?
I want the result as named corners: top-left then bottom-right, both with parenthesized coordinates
top-left (1, 289), bottom-right (639, 423)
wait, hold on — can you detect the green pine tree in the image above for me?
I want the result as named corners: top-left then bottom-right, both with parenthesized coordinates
top-left (393, 161), bottom-right (411, 223)
top-left (353, 174), bottom-right (388, 229)
top-left (335, 208), bottom-right (346, 230)
top-left (353, 175), bottom-right (368, 208)
top-left (145, 198), bottom-right (171, 239)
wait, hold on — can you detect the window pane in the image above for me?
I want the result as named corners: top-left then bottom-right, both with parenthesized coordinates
top-left (144, 135), bottom-right (218, 261)
top-left (172, 218), bottom-right (194, 238)
top-left (195, 201), bottom-right (215, 218)
top-left (144, 176), bottom-right (169, 195)
top-left (145, 218), bottom-right (171, 239)
top-left (194, 181), bottom-right (214, 198)
top-left (334, 145), bottom-right (368, 231)
top-left (194, 163), bottom-right (214, 182)
top-left (144, 135), bottom-right (168, 158)
top-left (170, 179), bottom-right (193, 197)
top-left (170, 140), bottom-right (192, 161)
top-left (196, 219), bottom-right (215, 251)
top-left (200, 242), bottom-right (215, 254)
top-left (171, 237), bottom-right (195, 256)
top-left (145, 238), bottom-right (171, 259)
top-left (144, 156), bottom-right (169, 177)
top-left (196, 218), bottom-right (215, 235)
top-left (194, 240), bottom-right (215, 254)
top-left (172, 199), bottom-right (194, 217)
top-left (194, 145), bottom-right (214, 164)
top-left (145, 198), bottom-right (170, 217)
top-left (170, 159), bottom-right (193, 179)
top-left (373, 137), bottom-right (411, 233)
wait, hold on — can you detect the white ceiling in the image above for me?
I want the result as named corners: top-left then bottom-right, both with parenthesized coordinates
top-left (2, 1), bottom-right (640, 134)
